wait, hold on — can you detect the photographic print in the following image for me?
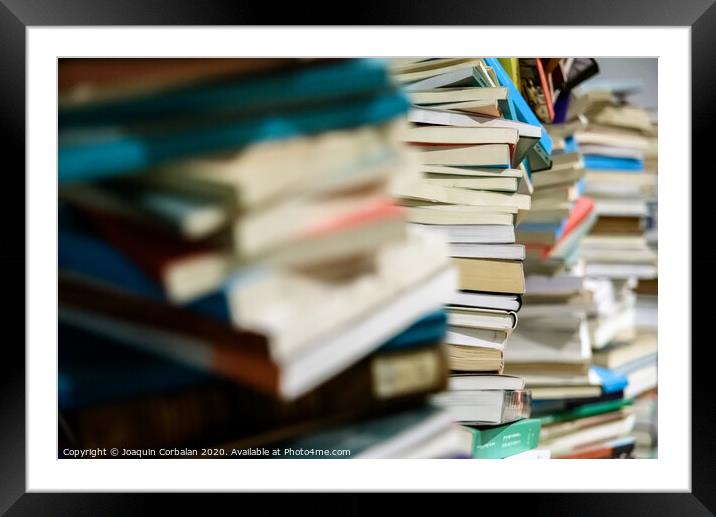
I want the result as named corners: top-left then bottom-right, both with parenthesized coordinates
top-left (56, 56), bottom-right (658, 461)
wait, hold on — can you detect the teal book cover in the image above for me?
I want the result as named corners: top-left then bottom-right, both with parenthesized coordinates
top-left (462, 418), bottom-right (541, 459)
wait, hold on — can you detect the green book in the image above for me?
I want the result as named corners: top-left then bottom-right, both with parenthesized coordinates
top-left (539, 398), bottom-right (633, 426)
top-left (460, 418), bottom-right (541, 459)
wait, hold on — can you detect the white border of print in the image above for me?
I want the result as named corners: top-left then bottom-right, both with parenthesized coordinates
top-left (27, 26), bottom-right (689, 491)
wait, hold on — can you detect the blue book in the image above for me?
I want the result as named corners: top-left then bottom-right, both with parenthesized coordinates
top-left (517, 219), bottom-right (567, 237)
top-left (59, 206), bottom-right (247, 323)
top-left (380, 310), bottom-right (447, 351)
top-left (483, 58), bottom-right (553, 157)
top-left (563, 136), bottom-right (579, 153)
top-left (59, 89), bottom-right (409, 184)
top-left (60, 59), bottom-right (392, 127)
top-left (583, 155), bottom-right (644, 171)
top-left (591, 366), bottom-right (628, 394)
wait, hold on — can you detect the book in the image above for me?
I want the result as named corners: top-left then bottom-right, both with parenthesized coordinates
top-left (557, 436), bottom-right (636, 459)
top-left (59, 88), bottom-right (409, 183)
top-left (63, 344), bottom-right (448, 451)
top-left (407, 108), bottom-right (541, 138)
top-left (408, 87), bottom-right (508, 105)
top-left (592, 334), bottom-right (658, 369)
top-left (458, 418), bottom-right (541, 459)
top-left (540, 413), bottom-right (636, 456)
top-left (60, 58), bottom-right (392, 127)
top-left (448, 243), bottom-right (525, 260)
top-left (416, 143), bottom-right (513, 168)
top-left (448, 291), bottom-right (522, 312)
top-left (430, 389), bottom-right (531, 424)
top-left (58, 58), bottom-right (309, 106)
top-left (406, 206), bottom-right (514, 226)
top-left (397, 182), bottom-right (530, 210)
top-left (446, 307), bottom-right (517, 332)
top-left (448, 373), bottom-right (525, 391)
top-left (445, 344), bottom-right (504, 372)
top-left (59, 266), bottom-right (456, 400)
top-left (135, 120), bottom-right (405, 211)
top-left (423, 175), bottom-right (519, 192)
top-left (59, 218), bottom-right (451, 361)
top-left (411, 223), bottom-right (515, 244)
top-left (445, 327), bottom-right (510, 350)
top-left (405, 126), bottom-right (518, 145)
top-left (452, 258), bottom-right (526, 294)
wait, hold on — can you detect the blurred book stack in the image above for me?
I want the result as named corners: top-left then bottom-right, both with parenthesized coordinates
top-left (386, 57), bottom-right (557, 459)
top-left (500, 59), bottom-right (659, 459)
top-left (57, 58), bottom-right (468, 459)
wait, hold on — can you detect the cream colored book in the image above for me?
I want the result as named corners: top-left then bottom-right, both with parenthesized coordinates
top-left (418, 143), bottom-right (512, 167)
top-left (421, 165), bottom-right (523, 178)
top-left (140, 120), bottom-right (405, 210)
top-left (446, 345), bottom-right (504, 372)
top-left (574, 126), bottom-right (650, 149)
top-left (392, 58), bottom-right (484, 82)
top-left (447, 307), bottom-right (517, 332)
top-left (409, 87), bottom-right (507, 105)
top-left (404, 126), bottom-right (518, 145)
top-left (406, 205), bottom-right (514, 225)
top-left (423, 176), bottom-right (518, 192)
top-left (397, 181), bottom-right (530, 210)
top-left (452, 258), bottom-right (526, 294)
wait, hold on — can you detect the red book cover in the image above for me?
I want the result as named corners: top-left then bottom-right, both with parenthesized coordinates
top-left (524, 197), bottom-right (595, 258)
top-left (536, 58), bottom-right (555, 122)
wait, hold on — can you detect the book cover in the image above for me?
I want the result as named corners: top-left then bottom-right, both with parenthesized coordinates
top-left (461, 418), bottom-right (541, 459)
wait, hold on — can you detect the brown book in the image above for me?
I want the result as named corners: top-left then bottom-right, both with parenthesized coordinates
top-left (635, 277), bottom-right (658, 295)
top-left (61, 344), bottom-right (448, 451)
top-left (452, 257), bottom-right (525, 294)
top-left (590, 215), bottom-right (643, 235)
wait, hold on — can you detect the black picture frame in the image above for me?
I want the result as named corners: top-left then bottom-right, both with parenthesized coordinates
top-left (2, 0), bottom-right (710, 513)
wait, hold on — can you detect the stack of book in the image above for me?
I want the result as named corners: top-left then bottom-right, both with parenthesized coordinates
top-left (57, 58), bottom-right (467, 458)
top-left (503, 64), bottom-right (656, 459)
top-left (387, 58), bottom-right (554, 459)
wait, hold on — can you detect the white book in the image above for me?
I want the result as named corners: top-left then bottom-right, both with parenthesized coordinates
top-left (447, 307), bottom-right (517, 331)
top-left (397, 182), bottom-right (530, 209)
top-left (578, 144), bottom-right (645, 159)
top-left (409, 87), bottom-right (508, 105)
top-left (411, 223), bottom-right (515, 244)
top-left (592, 198), bottom-right (648, 217)
top-left (421, 164), bottom-right (523, 178)
top-left (405, 125), bottom-right (518, 145)
top-left (583, 263), bottom-right (658, 279)
top-left (448, 291), bottom-right (521, 312)
top-left (407, 205), bottom-right (514, 226)
top-left (449, 242), bottom-right (525, 260)
top-left (408, 107), bottom-right (541, 138)
top-left (430, 389), bottom-right (530, 424)
top-left (423, 175), bottom-right (518, 192)
top-left (445, 326), bottom-right (509, 349)
top-left (525, 275), bottom-right (584, 296)
top-left (504, 321), bottom-right (592, 364)
top-left (448, 373), bottom-right (525, 391)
